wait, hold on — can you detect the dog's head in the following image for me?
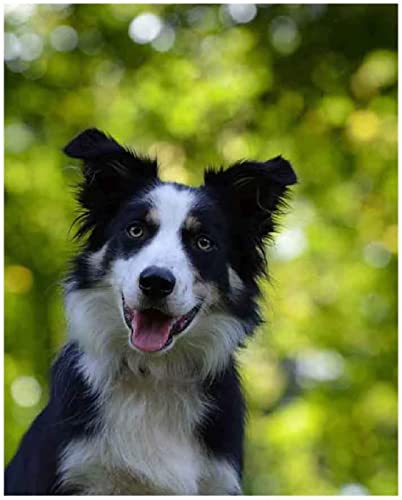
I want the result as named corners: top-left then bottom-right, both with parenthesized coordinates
top-left (63, 129), bottom-right (296, 377)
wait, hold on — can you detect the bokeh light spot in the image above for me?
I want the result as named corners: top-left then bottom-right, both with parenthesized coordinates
top-left (5, 123), bottom-right (34, 153)
top-left (347, 110), bottom-right (379, 142)
top-left (128, 13), bottom-right (163, 44)
top-left (320, 96), bottom-right (354, 127)
top-left (352, 50), bottom-right (397, 99)
top-left (228, 4), bottom-right (257, 24)
top-left (339, 483), bottom-right (370, 496)
top-left (50, 25), bottom-right (79, 52)
top-left (11, 376), bottom-right (42, 408)
top-left (269, 16), bottom-right (301, 55)
top-left (152, 25), bottom-right (176, 52)
top-left (5, 33), bottom-right (21, 61)
top-left (296, 349), bottom-right (345, 382)
top-left (5, 4), bottom-right (36, 25)
top-left (273, 227), bottom-right (307, 261)
top-left (363, 241), bottom-right (391, 268)
top-left (5, 265), bottom-right (34, 294)
top-left (18, 33), bottom-right (44, 62)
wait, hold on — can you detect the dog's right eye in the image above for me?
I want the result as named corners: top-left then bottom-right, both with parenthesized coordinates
top-left (127, 223), bottom-right (145, 239)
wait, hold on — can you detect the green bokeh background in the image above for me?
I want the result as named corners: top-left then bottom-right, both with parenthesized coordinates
top-left (5, 4), bottom-right (397, 495)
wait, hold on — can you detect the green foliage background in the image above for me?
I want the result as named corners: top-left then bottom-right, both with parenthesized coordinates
top-left (5, 4), bottom-right (397, 495)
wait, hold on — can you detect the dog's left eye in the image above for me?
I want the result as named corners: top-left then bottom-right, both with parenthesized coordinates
top-left (127, 223), bottom-right (145, 239)
top-left (196, 235), bottom-right (214, 252)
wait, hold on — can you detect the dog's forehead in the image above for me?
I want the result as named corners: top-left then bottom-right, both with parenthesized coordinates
top-left (147, 183), bottom-right (197, 230)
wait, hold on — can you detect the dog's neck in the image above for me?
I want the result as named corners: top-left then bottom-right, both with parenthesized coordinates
top-left (76, 343), bottom-right (211, 396)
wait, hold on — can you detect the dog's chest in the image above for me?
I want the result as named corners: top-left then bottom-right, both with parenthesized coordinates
top-left (59, 379), bottom-right (207, 495)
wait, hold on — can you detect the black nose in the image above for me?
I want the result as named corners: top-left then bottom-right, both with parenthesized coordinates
top-left (139, 266), bottom-right (176, 298)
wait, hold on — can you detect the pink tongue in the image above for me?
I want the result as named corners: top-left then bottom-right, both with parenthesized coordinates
top-left (131, 310), bottom-right (174, 353)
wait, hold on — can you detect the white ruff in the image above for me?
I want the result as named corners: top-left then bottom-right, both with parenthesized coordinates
top-left (59, 341), bottom-right (242, 494)
top-left (60, 357), bottom-right (205, 495)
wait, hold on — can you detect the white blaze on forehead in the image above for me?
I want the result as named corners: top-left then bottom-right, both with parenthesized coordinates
top-left (141, 183), bottom-right (195, 271)
top-left (148, 184), bottom-right (195, 234)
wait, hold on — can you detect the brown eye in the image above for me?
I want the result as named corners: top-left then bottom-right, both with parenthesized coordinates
top-left (196, 235), bottom-right (214, 252)
top-left (127, 223), bottom-right (144, 239)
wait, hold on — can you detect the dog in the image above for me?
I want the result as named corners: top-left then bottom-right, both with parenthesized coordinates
top-left (5, 128), bottom-right (297, 495)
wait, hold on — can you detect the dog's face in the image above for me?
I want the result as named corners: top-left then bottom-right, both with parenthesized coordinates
top-left (110, 183), bottom-right (230, 354)
top-left (63, 129), bottom-right (296, 373)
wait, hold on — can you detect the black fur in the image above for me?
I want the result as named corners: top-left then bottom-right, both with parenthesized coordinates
top-left (197, 357), bottom-right (246, 476)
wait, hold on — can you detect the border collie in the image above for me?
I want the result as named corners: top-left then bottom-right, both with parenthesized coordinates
top-left (5, 128), bottom-right (296, 495)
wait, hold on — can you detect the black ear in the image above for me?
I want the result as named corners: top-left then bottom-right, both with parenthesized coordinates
top-left (204, 155), bottom-right (297, 240)
top-left (63, 128), bottom-right (126, 159)
top-left (63, 128), bottom-right (158, 240)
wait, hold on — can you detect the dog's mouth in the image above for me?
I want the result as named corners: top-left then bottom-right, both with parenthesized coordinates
top-left (123, 299), bottom-right (201, 353)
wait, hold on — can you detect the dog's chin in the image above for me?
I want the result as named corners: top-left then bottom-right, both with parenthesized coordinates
top-left (122, 298), bottom-right (202, 355)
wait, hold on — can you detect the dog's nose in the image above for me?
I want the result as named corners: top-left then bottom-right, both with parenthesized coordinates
top-left (139, 266), bottom-right (176, 298)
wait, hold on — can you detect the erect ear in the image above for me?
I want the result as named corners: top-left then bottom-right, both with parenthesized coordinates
top-left (63, 128), bottom-right (158, 239)
top-left (204, 156), bottom-right (297, 240)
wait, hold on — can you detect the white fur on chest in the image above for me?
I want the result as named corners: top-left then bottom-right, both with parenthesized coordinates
top-left (59, 370), bottom-right (240, 495)
top-left (60, 374), bottom-right (204, 494)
